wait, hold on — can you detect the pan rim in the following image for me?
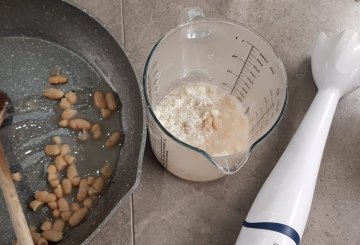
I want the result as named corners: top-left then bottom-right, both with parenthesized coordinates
top-left (60, 1), bottom-right (148, 244)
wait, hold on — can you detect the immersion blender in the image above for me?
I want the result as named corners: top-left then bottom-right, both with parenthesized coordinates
top-left (236, 30), bottom-right (360, 245)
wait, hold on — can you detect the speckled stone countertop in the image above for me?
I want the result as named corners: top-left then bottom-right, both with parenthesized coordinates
top-left (71, 0), bottom-right (360, 244)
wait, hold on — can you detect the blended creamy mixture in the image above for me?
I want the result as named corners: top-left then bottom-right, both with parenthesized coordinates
top-left (154, 82), bottom-right (249, 156)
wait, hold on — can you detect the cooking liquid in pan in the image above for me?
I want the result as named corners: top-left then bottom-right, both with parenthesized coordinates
top-left (0, 37), bottom-right (122, 241)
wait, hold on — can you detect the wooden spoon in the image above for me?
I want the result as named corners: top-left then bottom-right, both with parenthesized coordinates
top-left (0, 91), bottom-right (33, 245)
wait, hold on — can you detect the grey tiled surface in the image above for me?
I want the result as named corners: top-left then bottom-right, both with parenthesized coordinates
top-left (72, 1), bottom-right (360, 245)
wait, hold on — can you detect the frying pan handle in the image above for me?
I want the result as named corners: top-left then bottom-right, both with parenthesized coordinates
top-left (180, 7), bottom-right (205, 24)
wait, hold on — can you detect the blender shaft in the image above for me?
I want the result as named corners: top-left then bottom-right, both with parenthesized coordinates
top-left (236, 88), bottom-right (340, 245)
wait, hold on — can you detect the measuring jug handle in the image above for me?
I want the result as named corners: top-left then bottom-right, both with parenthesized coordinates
top-left (180, 7), bottom-right (204, 24)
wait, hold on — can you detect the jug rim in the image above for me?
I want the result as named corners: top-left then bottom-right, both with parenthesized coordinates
top-left (143, 17), bottom-right (288, 174)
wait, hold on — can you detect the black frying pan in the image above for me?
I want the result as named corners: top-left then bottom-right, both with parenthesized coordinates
top-left (0, 0), bottom-right (146, 244)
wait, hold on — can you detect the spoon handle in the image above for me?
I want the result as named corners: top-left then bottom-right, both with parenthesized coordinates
top-left (237, 88), bottom-right (340, 245)
top-left (0, 143), bottom-right (33, 245)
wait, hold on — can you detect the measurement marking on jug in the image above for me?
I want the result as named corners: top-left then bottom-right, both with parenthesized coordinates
top-left (246, 76), bottom-right (253, 84)
top-left (236, 96), bottom-right (243, 103)
top-left (260, 53), bottom-right (268, 63)
top-left (233, 53), bottom-right (257, 69)
top-left (250, 103), bottom-right (274, 133)
top-left (250, 53), bottom-right (257, 60)
top-left (152, 69), bottom-right (158, 78)
top-left (245, 41), bottom-right (259, 51)
top-left (227, 69), bottom-right (240, 78)
top-left (249, 71), bottom-right (256, 78)
top-left (160, 137), bottom-right (168, 168)
top-left (232, 54), bottom-right (246, 64)
top-left (270, 66), bottom-right (275, 75)
top-left (256, 58), bottom-right (264, 67)
top-left (234, 85), bottom-right (245, 98)
top-left (152, 61), bottom-right (158, 70)
top-left (231, 46), bottom-right (253, 93)
top-left (232, 86), bottom-right (244, 99)
top-left (244, 66), bottom-right (252, 73)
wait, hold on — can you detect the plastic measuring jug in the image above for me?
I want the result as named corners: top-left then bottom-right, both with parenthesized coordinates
top-left (143, 7), bottom-right (288, 182)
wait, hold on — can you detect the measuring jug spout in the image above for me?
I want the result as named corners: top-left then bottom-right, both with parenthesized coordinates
top-left (210, 151), bottom-right (250, 174)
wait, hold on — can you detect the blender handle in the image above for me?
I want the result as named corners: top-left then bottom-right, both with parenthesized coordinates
top-left (180, 7), bottom-right (205, 24)
top-left (236, 88), bottom-right (341, 245)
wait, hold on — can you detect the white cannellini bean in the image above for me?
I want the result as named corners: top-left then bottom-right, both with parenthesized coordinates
top-left (91, 123), bottom-right (102, 139)
top-left (40, 221), bottom-right (52, 231)
top-left (29, 200), bottom-right (44, 211)
top-left (105, 92), bottom-right (117, 111)
top-left (67, 165), bottom-right (78, 180)
top-left (49, 179), bottom-right (60, 188)
top-left (52, 219), bottom-right (65, 232)
top-left (43, 88), bottom-right (64, 100)
top-left (48, 75), bottom-right (67, 85)
top-left (60, 210), bottom-right (72, 222)
top-left (77, 179), bottom-right (88, 202)
top-left (58, 198), bottom-right (70, 212)
top-left (70, 202), bottom-right (80, 212)
top-left (42, 230), bottom-right (63, 242)
top-left (59, 144), bottom-right (71, 155)
top-left (48, 201), bottom-right (58, 209)
top-left (83, 198), bottom-right (93, 209)
top-left (87, 176), bottom-right (95, 186)
top-left (54, 155), bottom-right (67, 171)
top-left (47, 173), bottom-right (58, 181)
top-left (65, 91), bottom-right (77, 104)
top-left (47, 164), bottom-right (57, 174)
top-left (94, 91), bottom-right (106, 109)
top-left (78, 129), bottom-right (89, 142)
top-left (100, 163), bottom-right (112, 179)
top-left (88, 186), bottom-right (97, 196)
top-left (59, 98), bottom-right (72, 110)
top-left (61, 179), bottom-right (72, 195)
top-left (61, 108), bottom-right (78, 120)
top-left (37, 237), bottom-right (48, 245)
top-left (54, 185), bottom-right (63, 199)
top-left (53, 209), bottom-right (60, 219)
top-left (92, 177), bottom-right (105, 193)
top-left (59, 119), bottom-right (69, 128)
top-left (35, 191), bottom-right (56, 203)
top-left (51, 136), bottom-right (62, 145)
top-left (12, 172), bottom-right (22, 182)
top-left (71, 176), bottom-right (81, 186)
top-left (69, 207), bottom-right (88, 227)
top-left (105, 131), bottom-right (121, 148)
top-left (101, 108), bottom-right (111, 119)
top-left (64, 154), bottom-right (76, 165)
top-left (44, 145), bottom-right (60, 156)
top-left (69, 119), bottom-right (92, 130)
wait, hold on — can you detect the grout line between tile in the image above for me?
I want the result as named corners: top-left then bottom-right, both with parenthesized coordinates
top-left (120, 1), bottom-right (134, 244)
top-left (120, 2), bottom-right (134, 243)
top-left (120, 0), bottom-right (125, 46)
top-left (130, 194), bottom-right (135, 245)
